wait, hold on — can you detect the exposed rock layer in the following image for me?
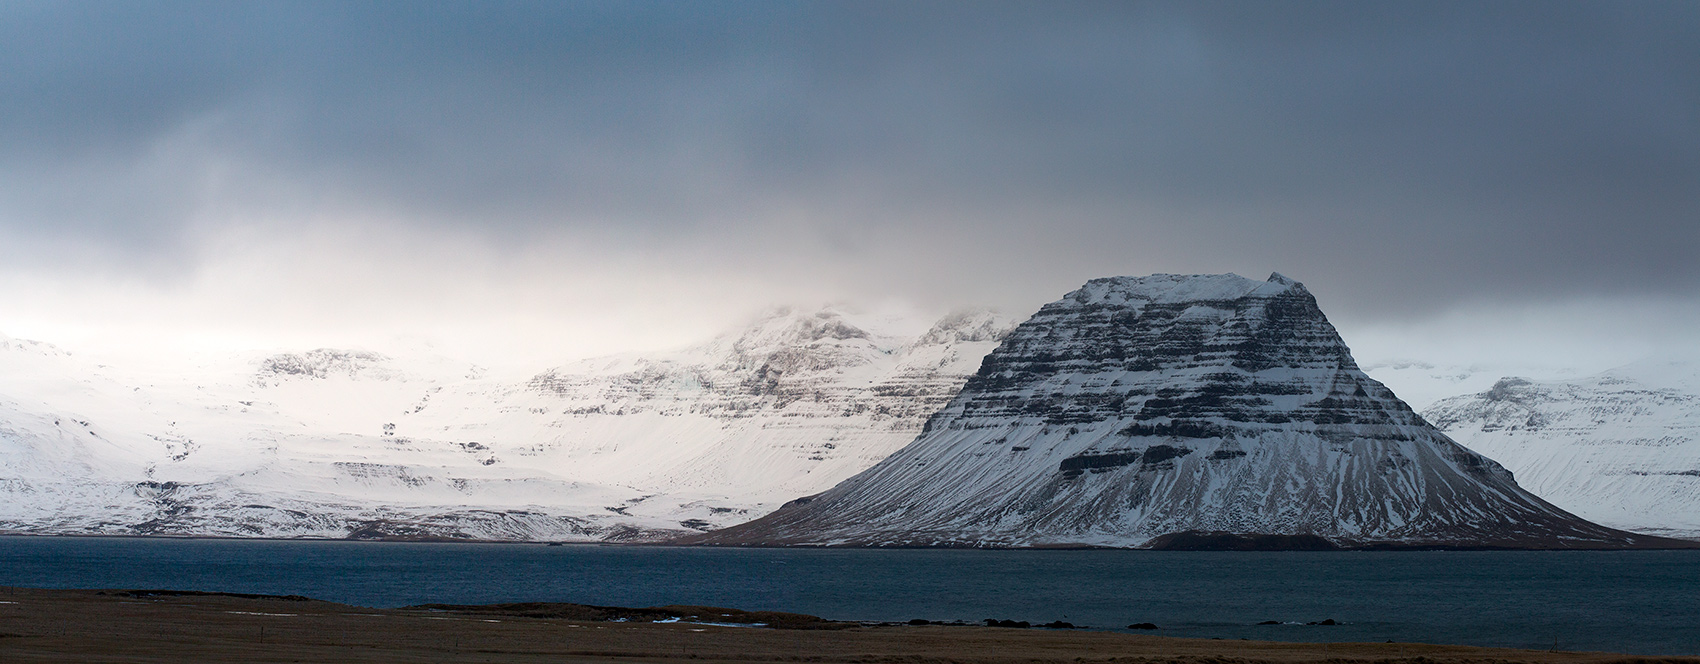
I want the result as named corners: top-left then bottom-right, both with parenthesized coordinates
top-left (689, 274), bottom-right (1683, 549)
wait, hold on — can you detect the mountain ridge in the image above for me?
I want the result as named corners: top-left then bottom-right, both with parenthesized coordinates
top-left (0, 306), bottom-right (1016, 541)
top-left (1425, 358), bottom-right (1700, 540)
top-left (684, 273), bottom-right (1688, 549)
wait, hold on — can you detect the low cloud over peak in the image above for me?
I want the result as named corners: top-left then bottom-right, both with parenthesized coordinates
top-left (0, 1), bottom-right (1694, 370)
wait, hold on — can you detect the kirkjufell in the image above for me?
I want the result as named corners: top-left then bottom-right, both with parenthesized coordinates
top-left (686, 273), bottom-right (1688, 549)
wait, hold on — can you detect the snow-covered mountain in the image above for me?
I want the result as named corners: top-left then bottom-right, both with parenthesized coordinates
top-left (690, 274), bottom-right (1675, 549)
top-left (0, 334), bottom-right (172, 534)
top-left (398, 307), bottom-right (1015, 533)
top-left (1357, 361), bottom-right (1507, 412)
top-left (1358, 360), bottom-right (1603, 413)
top-left (1423, 359), bottom-right (1700, 540)
top-left (0, 308), bottom-right (1015, 541)
top-left (0, 335), bottom-right (643, 540)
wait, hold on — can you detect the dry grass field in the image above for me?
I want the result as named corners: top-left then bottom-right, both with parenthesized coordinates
top-left (0, 586), bottom-right (1692, 664)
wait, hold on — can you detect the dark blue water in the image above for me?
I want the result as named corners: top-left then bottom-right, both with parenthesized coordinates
top-left (1, 536), bottom-right (1696, 656)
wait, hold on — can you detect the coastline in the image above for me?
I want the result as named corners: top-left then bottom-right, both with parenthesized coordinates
top-left (4, 530), bottom-right (1697, 549)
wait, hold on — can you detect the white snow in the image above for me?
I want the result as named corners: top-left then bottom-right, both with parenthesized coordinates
top-left (695, 274), bottom-right (1641, 548)
top-left (3, 278), bottom-right (1694, 546)
top-left (1425, 358), bottom-right (1700, 539)
top-left (0, 307), bottom-right (1015, 540)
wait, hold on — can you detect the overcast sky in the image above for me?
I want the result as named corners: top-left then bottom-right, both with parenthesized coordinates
top-left (0, 1), bottom-right (1695, 380)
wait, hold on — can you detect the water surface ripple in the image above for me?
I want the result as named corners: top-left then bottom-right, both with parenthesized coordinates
top-left (1, 537), bottom-right (1695, 656)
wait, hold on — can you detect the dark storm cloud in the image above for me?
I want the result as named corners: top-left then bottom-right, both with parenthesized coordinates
top-left (1, 0), bottom-right (1696, 315)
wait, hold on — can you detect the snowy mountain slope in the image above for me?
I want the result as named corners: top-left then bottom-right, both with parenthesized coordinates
top-left (1424, 359), bottom-right (1700, 539)
top-left (1357, 361), bottom-right (1506, 412)
top-left (689, 274), bottom-right (1675, 549)
top-left (1358, 360), bottom-right (1602, 413)
top-left (0, 308), bottom-right (1015, 540)
top-left (0, 338), bottom-right (637, 540)
top-left (0, 334), bottom-right (166, 524)
top-left (393, 307), bottom-right (1016, 531)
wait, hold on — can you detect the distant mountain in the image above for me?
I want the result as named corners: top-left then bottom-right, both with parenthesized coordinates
top-left (688, 274), bottom-right (1680, 549)
top-left (0, 308), bottom-right (1015, 541)
top-left (0, 333), bottom-right (623, 540)
top-left (404, 306), bottom-right (1016, 534)
top-left (1424, 359), bottom-right (1700, 540)
top-left (1356, 361), bottom-right (1505, 412)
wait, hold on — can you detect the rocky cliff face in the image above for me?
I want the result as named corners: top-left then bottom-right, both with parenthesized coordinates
top-left (1424, 360), bottom-right (1700, 540)
top-left (689, 274), bottom-right (1674, 549)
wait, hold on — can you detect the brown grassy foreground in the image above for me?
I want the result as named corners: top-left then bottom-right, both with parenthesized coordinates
top-left (0, 586), bottom-right (1692, 664)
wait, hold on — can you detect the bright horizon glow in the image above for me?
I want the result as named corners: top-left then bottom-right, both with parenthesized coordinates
top-left (0, 3), bottom-right (1693, 390)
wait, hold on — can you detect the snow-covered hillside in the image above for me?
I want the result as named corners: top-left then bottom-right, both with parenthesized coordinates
top-left (1357, 361), bottom-right (1507, 412)
top-left (0, 308), bottom-right (1014, 540)
top-left (1424, 359), bottom-right (1700, 539)
top-left (691, 274), bottom-right (1668, 549)
top-left (1358, 360), bottom-right (1603, 413)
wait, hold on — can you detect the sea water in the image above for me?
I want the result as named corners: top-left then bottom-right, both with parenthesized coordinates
top-left (0, 536), bottom-right (1695, 655)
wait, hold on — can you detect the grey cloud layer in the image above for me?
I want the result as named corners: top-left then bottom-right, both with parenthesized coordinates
top-left (2, 1), bottom-right (1696, 315)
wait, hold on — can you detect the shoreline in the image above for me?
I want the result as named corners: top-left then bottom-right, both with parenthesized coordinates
top-left (1, 587), bottom-right (1694, 663)
top-left (4, 531), bottom-right (1697, 550)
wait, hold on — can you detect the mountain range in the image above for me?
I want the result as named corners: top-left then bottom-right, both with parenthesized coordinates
top-left (1425, 359), bottom-right (1700, 540)
top-left (0, 307), bottom-right (1012, 540)
top-left (2, 274), bottom-right (1696, 547)
top-left (690, 274), bottom-right (1679, 549)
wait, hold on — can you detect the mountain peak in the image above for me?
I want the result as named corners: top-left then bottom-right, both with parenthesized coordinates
top-left (688, 273), bottom-right (1671, 550)
top-left (1070, 272), bottom-right (1303, 310)
top-left (915, 308), bottom-right (1016, 346)
top-left (1425, 357), bottom-right (1700, 539)
top-left (255, 348), bottom-right (395, 384)
top-left (0, 334), bottom-right (71, 358)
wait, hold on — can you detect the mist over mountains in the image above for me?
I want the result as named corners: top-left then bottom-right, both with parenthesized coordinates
top-left (0, 306), bottom-right (1013, 541)
top-left (1, 274), bottom-right (1696, 546)
top-left (691, 274), bottom-right (1675, 548)
top-left (1426, 359), bottom-right (1700, 539)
